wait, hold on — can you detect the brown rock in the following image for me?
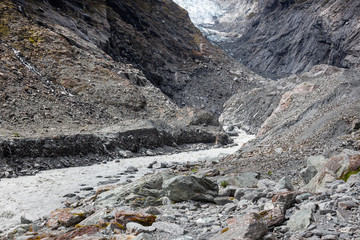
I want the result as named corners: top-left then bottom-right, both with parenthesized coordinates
top-left (53, 225), bottom-right (100, 240)
top-left (115, 210), bottom-right (156, 227)
top-left (272, 191), bottom-right (302, 210)
top-left (210, 213), bottom-right (268, 240)
top-left (338, 201), bottom-right (359, 210)
top-left (47, 208), bottom-right (88, 228)
top-left (259, 206), bottom-right (285, 227)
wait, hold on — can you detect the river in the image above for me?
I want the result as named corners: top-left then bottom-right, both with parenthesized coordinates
top-left (0, 131), bottom-right (254, 233)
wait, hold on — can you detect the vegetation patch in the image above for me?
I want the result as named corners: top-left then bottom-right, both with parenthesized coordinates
top-left (339, 168), bottom-right (360, 182)
top-left (220, 180), bottom-right (229, 188)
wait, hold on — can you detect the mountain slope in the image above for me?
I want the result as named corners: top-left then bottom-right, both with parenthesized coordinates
top-left (0, 0), bottom-right (261, 140)
top-left (175, 0), bottom-right (360, 79)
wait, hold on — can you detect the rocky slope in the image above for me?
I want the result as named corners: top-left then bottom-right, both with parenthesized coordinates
top-left (176, 0), bottom-right (360, 79)
top-left (218, 65), bottom-right (360, 184)
top-left (0, 0), bottom-right (262, 163)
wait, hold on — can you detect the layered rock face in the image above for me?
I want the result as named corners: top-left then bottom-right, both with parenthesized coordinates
top-left (176, 0), bottom-right (360, 79)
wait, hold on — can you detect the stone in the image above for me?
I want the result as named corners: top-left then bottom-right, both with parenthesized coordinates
top-left (287, 208), bottom-right (313, 232)
top-left (47, 208), bottom-right (88, 229)
top-left (218, 172), bottom-right (260, 188)
top-left (274, 176), bottom-right (294, 191)
top-left (153, 221), bottom-right (185, 235)
top-left (163, 175), bottom-right (218, 202)
top-left (115, 210), bottom-right (156, 226)
top-left (152, 162), bottom-right (168, 169)
top-left (214, 197), bottom-right (234, 206)
top-left (95, 172), bottom-right (175, 208)
top-left (259, 205), bottom-right (285, 227)
top-left (336, 208), bottom-right (353, 220)
top-left (305, 150), bottom-right (360, 192)
top-left (300, 166), bottom-right (318, 184)
top-left (125, 166), bottom-right (138, 173)
top-left (209, 213), bottom-right (268, 240)
top-left (218, 186), bottom-right (237, 197)
top-left (295, 193), bottom-right (312, 203)
top-left (257, 179), bottom-right (276, 189)
top-left (126, 222), bottom-right (156, 235)
top-left (134, 233), bottom-right (153, 240)
top-left (20, 215), bottom-right (33, 224)
top-left (78, 209), bottom-right (107, 226)
top-left (263, 233), bottom-right (276, 240)
top-left (223, 203), bottom-right (237, 213)
top-left (204, 168), bottom-right (220, 177)
top-left (272, 191), bottom-right (302, 209)
top-left (6, 225), bottom-right (31, 239)
top-left (144, 207), bottom-right (162, 215)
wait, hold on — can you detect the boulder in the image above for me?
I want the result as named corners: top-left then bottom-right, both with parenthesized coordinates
top-left (272, 191), bottom-right (303, 210)
top-left (162, 175), bottom-right (218, 202)
top-left (210, 213), bottom-right (268, 240)
top-left (115, 210), bottom-right (156, 227)
top-left (287, 208), bottom-right (313, 232)
top-left (259, 205), bottom-right (285, 227)
top-left (274, 176), bottom-right (294, 191)
top-left (305, 150), bottom-right (360, 192)
top-left (257, 179), bottom-right (276, 189)
top-left (152, 221), bottom-right (186, 235)
top-left (95, 172), bottom-right (175, 207)
top-left (300, 166), bottom-right (318, 184)
top-left (126, 222), bottom-right (156, 235)
top-left (214, 197), bottom-right (234, 206)
top-left (46, 208), bottom-right (89, 229)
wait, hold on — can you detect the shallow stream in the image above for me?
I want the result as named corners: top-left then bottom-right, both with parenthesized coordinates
top-left (0, 132), bottom-right (254, 232)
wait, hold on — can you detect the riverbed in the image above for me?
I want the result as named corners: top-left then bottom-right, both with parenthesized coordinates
top-left (0, 132), bottom-right (254, 233)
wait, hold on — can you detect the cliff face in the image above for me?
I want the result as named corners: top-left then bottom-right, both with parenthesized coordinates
top-left (223, 0), bottom-right (360, 79)
top-left (177, 0), bottom-right (360, 79)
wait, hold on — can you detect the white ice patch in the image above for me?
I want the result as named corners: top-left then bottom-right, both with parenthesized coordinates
top-left (173, 0), bottom-right (225, 26)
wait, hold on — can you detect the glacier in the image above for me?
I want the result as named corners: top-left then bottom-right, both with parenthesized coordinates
top-left (172, 0), bottom-right (225, 26)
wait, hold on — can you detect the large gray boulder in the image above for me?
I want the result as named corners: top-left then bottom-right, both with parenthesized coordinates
top-left (287, 208), bottom-right (313, 232)
top-left (163, 175), bottom-right (218, 202)
top-left (95, 172), bottom-right (175, 208)
top-left (301, 155), bottom-right (329, 184)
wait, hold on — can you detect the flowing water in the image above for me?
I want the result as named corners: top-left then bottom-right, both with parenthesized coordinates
top-left (0, 131), bottom-right (254, 232)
